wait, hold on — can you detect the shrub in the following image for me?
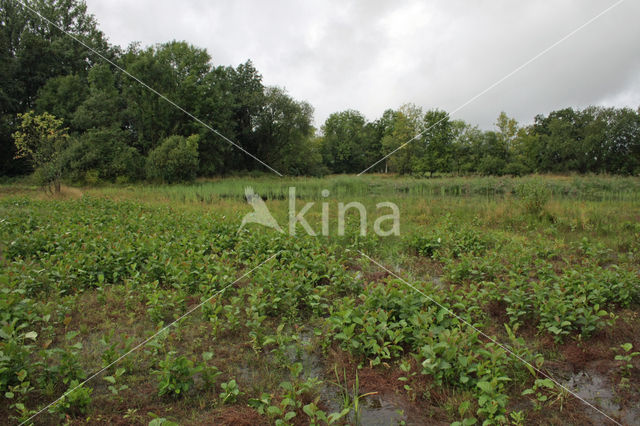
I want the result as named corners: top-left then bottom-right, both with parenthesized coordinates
top-left (146, 135), bottom-right (199, 183)
top-left (63, 129), bottom-right (144, 183)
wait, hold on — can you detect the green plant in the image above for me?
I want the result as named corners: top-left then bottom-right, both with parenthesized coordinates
top-left (4, 369), bottom-right (37, 422)
top-left (521, 378), bottom-right (555, 411)
top-left (148, 412), bottom-right (179, 426)
top-left (475, 377), bottom-right (509, 424)
top-left (153, 352), bottom-right (200, 397)
top-left (146, 134), bottom-right (199, 183)
top-left (303, 402), bottom-right (349, 425)
top-left (409, 234), bottom-right (442, 257)
top-left (450, 400), bottom-right (477, 426)
top-left (44, 330), bottom-right (86, 385)
top-left (509, 410), bottom-right (526, 426)
top-left (332, 367), bottom-right (377, 425)
top-left (515, 179), bottom-right (550, 216)
top-left (219, 379), bottom-right (242, 404)
top-left (49, 379), bottom-right (92, 417)
top-left (12, 111), bottom-right (69, 192)
top-left (0, 319), bottom-right (39, 392)
top-left (613, 343), bottom-right (639, 376)
top-left (103, 368), bottom-right (128, 396)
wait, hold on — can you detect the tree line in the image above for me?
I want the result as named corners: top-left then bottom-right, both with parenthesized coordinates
top-left (2, 0), bottom-right (640, 187)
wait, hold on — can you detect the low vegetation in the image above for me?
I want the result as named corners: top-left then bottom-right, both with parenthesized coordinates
top-left (1, 175), bottom-right (639, 425)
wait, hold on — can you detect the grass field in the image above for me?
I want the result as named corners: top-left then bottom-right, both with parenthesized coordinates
top-left (1, 175), bottom-right (639, 425)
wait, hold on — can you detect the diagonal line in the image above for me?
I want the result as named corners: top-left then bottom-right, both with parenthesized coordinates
top-left (358, 0), bottom-right (627, 176)
top-left (357, 250), bottom-right (622, 426)
top-left (20, 251), bottom-right (281, 426)
top-left (15, 0), bottom-right (283, 177)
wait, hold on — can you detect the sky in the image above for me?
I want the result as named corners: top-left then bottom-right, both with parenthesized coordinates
top-left (84, 0), bottom-right (640, 130)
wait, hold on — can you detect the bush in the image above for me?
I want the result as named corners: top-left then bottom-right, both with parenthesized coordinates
top-left (63, 129), bottom-right (144, 183)
top-left (146, 135), bottom-right (199, 183)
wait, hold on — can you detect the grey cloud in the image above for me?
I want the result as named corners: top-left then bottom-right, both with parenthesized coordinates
top-left (85, 0), bottom-right (640, 129)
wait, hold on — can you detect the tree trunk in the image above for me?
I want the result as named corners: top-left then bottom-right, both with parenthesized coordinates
top-left (54, 180), bottom-right (61, 193)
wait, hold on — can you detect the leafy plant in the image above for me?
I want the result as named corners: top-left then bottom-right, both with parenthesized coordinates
top-left (219, 379), bottom-right (242, 404)
top-left (613, 343), bottom-right (639, 377)
top-left (153, 351), bottom-right (218, 398)
top-left (49, 379), bottom-right (92, 417)
top-left (103, 367), bottom-right (128, 396)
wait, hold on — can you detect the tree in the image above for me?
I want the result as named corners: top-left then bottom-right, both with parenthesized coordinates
top-left (121, 45), bottom-right (176, 154)
top-left (450, 120), bottom-right (482, 174)
top-left (34, 74), bottom-right (88, 126)
top-left (321, 110), bottom-right (368, 173)
top-left (495, 112), bottom-right (518, 146)
top-left (1, 0), bottom-right (109, 175)
top-left (380, 105), bottom-right (422, 174)
top-left (72, 64), bottom-right (124, 131)
top-left (254, 86), bottom-right (322, 175)
top-left (413, 109), bottom-right (454, 175)
top-left (226, 60), bottom-right (265, 171)
top-left (597, 107), bottom-right (640, 174)
top-left (476, 131), bottom-right (508, 175)
top-left (12, 111), bottom-right (69, 191)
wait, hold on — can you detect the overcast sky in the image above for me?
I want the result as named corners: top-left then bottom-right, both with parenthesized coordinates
top-left (84, 0), bottom-right (640, 130)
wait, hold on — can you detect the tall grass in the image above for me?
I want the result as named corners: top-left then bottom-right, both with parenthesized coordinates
top-left (87, 174), bottom-right (640, 204)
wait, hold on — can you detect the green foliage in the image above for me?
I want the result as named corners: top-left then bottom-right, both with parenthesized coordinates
top-left (0, 320), bottom-right (38, 393)
top-left (45, 330), bottom-right (86, 385)
top-left (12, 111), bottom-right (69, 190)
top-left (50, 380), bottom-right (92, 417)
top-left (35, 74), bottom-right (89, 125)
top-left (0, 0), bottom-right (107, 176)
top-left (153, 351), bottom-right (219, 397)
top-left (103, 368), bottom-right (128, 396)
top-left (255, 86), bottom-right (323, 175)
top-left (613, 343), bottom-right (639, 377)
top-left (64, 128), bottom-right (144, 183)
top-left (321, 110), bottom-right (369, 174)
top-left (219, 379), bottom-right (242, 404)
top-left (146, 135), bottom-right (199, 183)
top-left (148, 412), bottom-right (180, 426)
top-left (409, 234), bottom-right (442, 257)
top-left (515, 179), bottom-right (551, 216)
top-left (3, 0), bottom-right (640, 178)
top-left (0, 180), bottom-right (639, 425)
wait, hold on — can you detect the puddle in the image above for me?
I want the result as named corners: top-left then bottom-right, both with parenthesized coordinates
top-left (565, 370), bottom-right (640, 426)
top-left (293, 332), bottom-right (415, 425)
top-left (566, 371), bottom-right (620, 415)
top-left (239, 329), bottom-right (419, 425)
top-left (356, 393), bottom-right (407, 425)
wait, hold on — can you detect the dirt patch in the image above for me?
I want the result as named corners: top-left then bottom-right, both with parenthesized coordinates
top-left (212, 406), bottom-right (267, 426)
top-left (364, 269), bottom-right (390, 283)
top-left (486, 300), bottom-right (508, 324)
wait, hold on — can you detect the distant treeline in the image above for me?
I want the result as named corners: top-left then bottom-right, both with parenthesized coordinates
top-left (2, 0), bottom-right (640, 184)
